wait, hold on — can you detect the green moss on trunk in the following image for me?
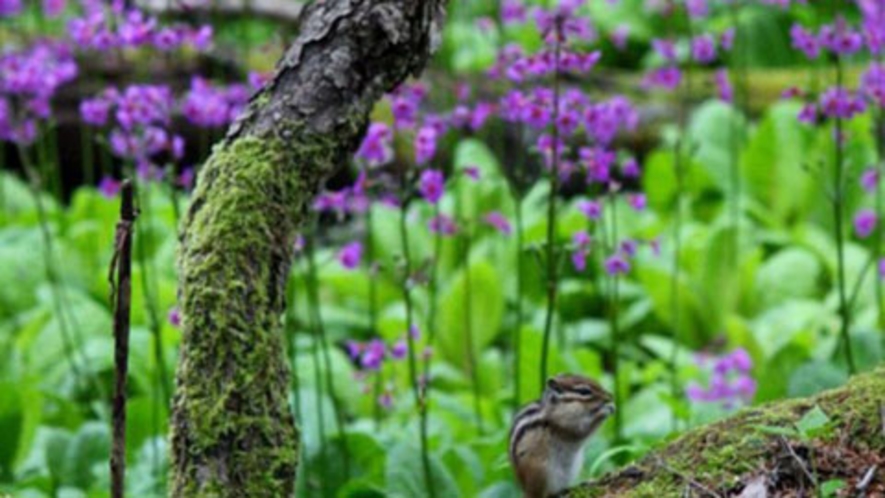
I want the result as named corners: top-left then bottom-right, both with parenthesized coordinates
top-left (170, 135), bottom-right (317, 497)
top-left (564, 369), bottom-right (885, 497)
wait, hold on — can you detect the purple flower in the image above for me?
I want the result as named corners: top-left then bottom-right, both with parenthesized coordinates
top-left (415, 125), bottom-right (438, 165)
top-left (652, 39), bottom-right (677, 62)
top-left (797, 103), bottom-right (818, 124)
top-left (391, 86), bottom-right (423, 129)
top-left (581, 147), bottom-right (615, 184)
top-left (644, 66), bottom-right (682, 91)
top-left (880, 258), bottom-right (885, 279)
top-left (99, 176), bottom-right (120, 198)
top-left (861, 168), bottom-right (879, 192)
top-left (571, 249), bottom-right (587, 272)
top-left (80, 97), bottom-right (111, 126)
top-left (819, 18), bottom-right (864, 56)
top-left (338, 241), bottom-right (363, 269)
top-left (409, 324), bottom-right (421, 340)
top-left (714, 69), bottom-right (734, 103)
top-left (181, 77), bottom-right (231, 128)
top-left (791, 24), bottom-right (820, 59)
top-left (720, 28), bottom-right (736, 51)
top-left (820, 87), bottom-right (866, 119)
top-left (361, 339), bottom-right (386, 370)
top-left (627, 193), bottom-right (647, 212)
top-left (861, 63), bottom-right (885, 107)
top-left (691, 34), bottom-right (717, 64)
top-left (619, 239), bottom-right (638, 257)
top-left (854, 209), bottom-right (878, 238)
top-left (577, 200), bottom-right (602, 220)
top-left (687, 348), bottom-right (756, 408)
top-left (43, 0), bottom-right (65, 17)
top-left (483, 211), bottom-right (512, 235)
top-left (604, 254), bottom-right (630, 275)
top-left (356, 122), bottom-right (393, 166)
top-left (622, 158), bottom-right (640, 178)
top-left (419, 169), bottom-right (445, 204)
top-left (686, 0), bottom-right (708, 19)
top-left (571, 231), bottom-right (592, 271)
top-left (378, 391), bottom-right (393, 409)
top-left (428, 214), bottom-right (458, 236)
top-left (390, 340), bottom-right (407, 360)
top-left (345, 340), bottom-right (362, 361)
top-left (0, 0), bottom-right (21, 16)
top-left (168, 306), bottom-right (182, 327)
top-left (178, 167), bottom-right (195, 191)
top-left (502, 0), bottom-right (526, 24)
top-left (610, 25), bottom-right (629, 50)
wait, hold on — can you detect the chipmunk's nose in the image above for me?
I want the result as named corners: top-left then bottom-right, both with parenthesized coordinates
top-left (601, 403), bottom-right (616, 416)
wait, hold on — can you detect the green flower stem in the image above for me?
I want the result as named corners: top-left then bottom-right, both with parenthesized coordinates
top-left (419, 199), bottom-right (443, 451)
top-left (607, 190), bottom-right (624, 442)
top-left (17, 145), bottom-right (88, 393)
top-left (832, 55), bottom-right (857, 374)
top-left (397, 171), bottom-right (435, 498)
top-left (366, 203), bottom-right (383, 429)
top-left (304, 229), bottom-right (352, 479)
top-left (668, 7), bottom-right (694, 430)
top-left (512, 188), bottom-right (525, 411)
top-left (540, 22), bottom-right (563, 388)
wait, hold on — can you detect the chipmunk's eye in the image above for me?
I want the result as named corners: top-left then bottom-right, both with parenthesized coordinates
top-left (574, 387), bottom-right (595, 397)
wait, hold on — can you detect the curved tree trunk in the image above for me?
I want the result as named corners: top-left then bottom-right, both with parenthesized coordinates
top-left (563, 369), bottom-right (885, 497)
top-left (169, 1), bottom-right (445, 496)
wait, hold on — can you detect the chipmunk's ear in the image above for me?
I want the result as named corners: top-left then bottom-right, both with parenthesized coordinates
top-left (546, 377), bottom-right (562, 393)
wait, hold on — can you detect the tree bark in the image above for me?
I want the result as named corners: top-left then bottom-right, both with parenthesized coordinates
top-left (169, 1), bottom-right (445, 496)
top-left (562, 368), bottom-right (885, 497)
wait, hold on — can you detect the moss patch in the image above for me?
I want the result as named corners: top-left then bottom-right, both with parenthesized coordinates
top-left (170, 133), bottom-right (324, 497)
top-left (564, 368), bottom-right (885, 497)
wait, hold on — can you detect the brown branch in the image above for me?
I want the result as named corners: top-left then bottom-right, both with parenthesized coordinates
top-left (109, 180), bottom-right (137, 498)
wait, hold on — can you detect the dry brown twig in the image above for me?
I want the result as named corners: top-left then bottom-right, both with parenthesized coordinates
top-left (108, 180), bottom-right (137, 498)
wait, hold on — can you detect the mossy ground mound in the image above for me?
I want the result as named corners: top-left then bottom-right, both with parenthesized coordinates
top-left (564, 368), bottom-right (885, 497)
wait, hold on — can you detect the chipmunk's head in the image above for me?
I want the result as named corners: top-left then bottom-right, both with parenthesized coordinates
top-left (542, 374), bottom-right (614, 438)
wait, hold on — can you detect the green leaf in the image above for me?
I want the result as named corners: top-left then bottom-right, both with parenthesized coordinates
top-left (821, 479), bottom-right (845, 497)
top-left (795, 405), bottom-right (831, 438)
top-left (385, 442), bottom-right (459, 498)
top-left (60, 422), bottom-right (109, 489)
top-left (687, 101), bottom-right (747, 194)
top-left (740, 102), bottom-right (816, 226)
top-left (755, 248), bottom-right (822, 310)
top-left (437, 261), bottom-right (504, 369)
top-left (787, 361), bottom-right (847, 398)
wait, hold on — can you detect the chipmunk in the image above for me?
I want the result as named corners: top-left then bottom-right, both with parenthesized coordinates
top-left (509, 374), bottom-right (615, 498)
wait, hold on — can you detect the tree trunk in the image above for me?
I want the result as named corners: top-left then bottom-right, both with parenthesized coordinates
top-left (169, 1), bottom-right (445, 496)
top-left (563, 368), bottom-right (885, 497)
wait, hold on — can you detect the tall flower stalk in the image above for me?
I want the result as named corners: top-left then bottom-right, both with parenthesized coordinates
top-left (830, 52), bottom-right (857, 374)
top-left (304, 227), bottom-right (352, 478)
top-left (539, 17), bottom-right (563, 386)
top-left (397, 168), bottom-right (435, 498)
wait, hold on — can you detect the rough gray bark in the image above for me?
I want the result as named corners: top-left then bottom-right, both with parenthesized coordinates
top-left (169, 1), bottom-right (445, 496)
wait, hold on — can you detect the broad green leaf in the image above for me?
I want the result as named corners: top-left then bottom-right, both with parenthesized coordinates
top-left (688, 101), bottom-right (748, 194)
top-left (787, 361), bottom-right (847, 397)
top-left (385, 442), bottom-right (459, 498)
top-left (437, 261), bottom-right (504, 369)
top-left (741, 102), bottom-right (815, 226)
top-left (754, 248), bottom-right (822, 310)
top-left (61, 422), bottom-right (109, 489)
